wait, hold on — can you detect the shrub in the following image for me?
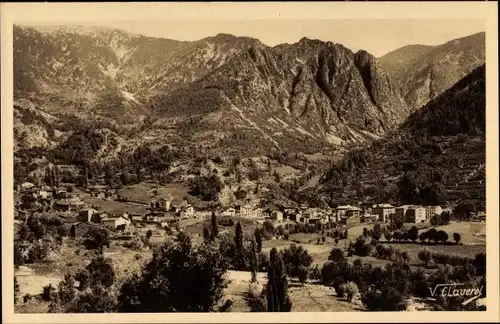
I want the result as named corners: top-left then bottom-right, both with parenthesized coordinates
top-left (362, 286), bottom-right (407, 311)
top-left (418, 248), bottom-right (432, 265)
top-left (343, 282), bottom-right (359, 302)
top-left (245, 281), bottom-right (266, 312)
top-left (407, 226), bottom-right (419, 242)
top-left (435, 230), bottom-right (449, 243)
top-left (336, 283), bottom-right (345, 297)
top-left (353, 236), bottom-right (372, 256)
top-left (453, 233), bottom-right (461, 245)
top-left (297, 266), bottom-right (309, 284)
top-left (309, 264), bottom-right (321, 281)
top-left (42, 284), bottom-right (56, 301)
top-left (384, 231), bottom-right (392, 242)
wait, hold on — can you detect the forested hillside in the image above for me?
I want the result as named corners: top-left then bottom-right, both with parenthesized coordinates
top-left (317, 65), bottom-right (486, 209)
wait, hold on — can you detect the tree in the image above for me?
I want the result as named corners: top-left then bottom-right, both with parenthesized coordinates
top-left (426, 228), bottom-right (438, 243)
top-left (280, 244), bottom-right (313, 278)
top-left (14, 276), bottom-right (20, 305)
top-left (84, 227), bottom-right (110, 254)
top-left (234, 222), bottom-right (246, 270)
top-left (249, 239), bottom-right (259, 283)
top-left (384, 231), bottom-right (393, 242)
top-left (203, 226), bottom-right (211, 242)
top-left (75, 256), bottom-right (116, 290)
top-left (254, 228), bottom-right (262, 253)
top-left (473, 253), bottom-right (486, 276)
top-left (407, 226), bottom-right (419, 242)
top-left (418, 248), bottom-right (432, 266)
top-left (265, 248), bottom-right (292, 312)
top-left (210, 212), bottom-right (219, 241)
top-left (117, 232), bottom-right (229, 312)
top-left (372, 224), bottom-right (382, 241)
top-left (362, 227), bottom-right (369, 238)
top-left (328, 248), bottom-right (346, 262)
top-left (453, 233), bottom-right (461, 245)
top-left (435, 230), bottom-right (449, 244)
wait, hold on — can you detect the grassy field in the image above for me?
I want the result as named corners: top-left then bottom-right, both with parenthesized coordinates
top-left (84, 197), bottom-right (149, 215)
top-left (117, 182), bottom-right (190, 204)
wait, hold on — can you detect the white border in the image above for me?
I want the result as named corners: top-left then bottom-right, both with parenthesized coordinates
top-left (2, 2), bottom-right (499, 323)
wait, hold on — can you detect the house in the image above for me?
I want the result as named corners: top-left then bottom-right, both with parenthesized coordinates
top-left (88, 185), bottom-right (109, 199)
top-left (288, 213), bottom-right (302, 222)
top-left (78, 208), bottom-right (99, 223)
top-left (180, 205), bottom-right (195, 219)
top-left (405, 206), bottom-right (426, 223)
top-left (130, 215), bottom-right (144, 223)
top-left (303, 208), bottom-right (322, 220)
top-left (239, 205), bottom-right (254, 218)
top-left (475, 211), bottom-right (486, 221)
top-left (425, 206), bottom-right (443, 219)
top-left (55, 188), bottom-right (68, 200)
top-left (221, 207), bottom-right (236, 217)
top-left (335, 205), bottom-right (351, 219)
top-left (346, 206), bottom-right (362, 218)
top-left (194, 210), bottom-right (212, 219)
top-left (360, 214), bottom-right (378, 223)
top-left (151, 197), bottom-right (171, 212)
top-left (270, 210), bottom-right (284, 221)
top-left (308, 216), bottom-right (323, 225)
top-left (394, 205), bottom-right (411, 223)
top-left (372, 203), bottom-right (396, 223)
top-left (21, 182), bottom-right (35, 191)
top-left (101, 215), bottom-right (131, 229)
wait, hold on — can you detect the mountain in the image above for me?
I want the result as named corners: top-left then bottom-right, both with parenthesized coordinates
top-left (14, 25), bottom-right (409, 157)
top-left (147, 38), bottom-right (410, 155)
top-left (14, 25), bottom-right (261, 118)
top-left (379, 32), bottom-right (485, 110)
top-left (316, 64), bottom-right (486, 209)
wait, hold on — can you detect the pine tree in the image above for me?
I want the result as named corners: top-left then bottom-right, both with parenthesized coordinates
top-left (254, 228), bottom-right (262, 253)
top-left (203, 226), bottom-right (211, 243)
top-left (266, 248), bottom-right (292, 312)
top-left (14, 276), bottom-right (20, 305)
top-left (234, 222), bottom-right (246, 270)
top-left (210, 212), bottom-right (219, 241)
top-left (250, 239), bottom-right (258, 282)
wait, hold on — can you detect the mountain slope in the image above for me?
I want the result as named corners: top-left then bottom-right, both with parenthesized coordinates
top-left (317, 64), bottom-right (486, 208)
top-left (14, 25), bottom-right (262, 116)
top-left (379, 32), bottom-right (485, 110)
top-left (147, 38), bottom-right (409, 155)
top-left (378, 44), bottom-right (434, 75)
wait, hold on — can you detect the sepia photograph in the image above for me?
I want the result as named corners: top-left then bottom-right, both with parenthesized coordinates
top-left (1, 2), bottom-right (499, 323)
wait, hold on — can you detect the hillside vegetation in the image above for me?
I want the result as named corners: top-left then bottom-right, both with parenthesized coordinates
top-left (318, 65), bottom-right (485, 209)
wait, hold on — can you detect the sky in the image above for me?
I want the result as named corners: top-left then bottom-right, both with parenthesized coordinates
top-left (20, 19), bottom-right (485, 57)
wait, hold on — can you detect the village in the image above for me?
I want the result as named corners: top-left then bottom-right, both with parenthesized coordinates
top-left (14, 179), bottom-right (486, 237)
